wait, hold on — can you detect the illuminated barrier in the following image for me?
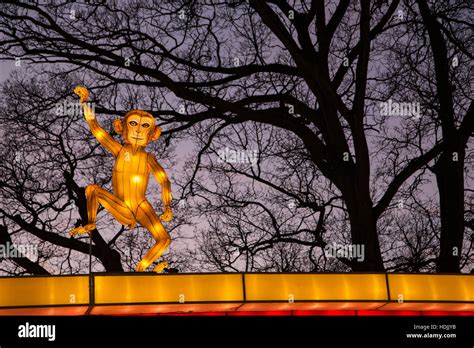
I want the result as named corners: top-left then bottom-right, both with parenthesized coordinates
top-left (92, 273), bottom-right (244, 315)
top-left (0, 275), bottom-right (89, 315)
top-left (382, 274), bottom-right (474, 312)
top-left (0, 273), bottom-right (472, 315)
top-left (242, 273), bottom-right (388, 312)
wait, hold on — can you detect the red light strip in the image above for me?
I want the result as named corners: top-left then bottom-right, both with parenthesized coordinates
top-left (133, 310), bottom-right (474, 317)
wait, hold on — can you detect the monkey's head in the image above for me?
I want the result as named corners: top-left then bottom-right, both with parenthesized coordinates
top-left (113, 110), bottom-right (161, 147)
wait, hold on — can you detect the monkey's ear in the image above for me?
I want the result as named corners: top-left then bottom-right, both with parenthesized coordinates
top-left (151, 126), bottom-right (162, 141)
top-left (113, 119), bottom-right (123, 135)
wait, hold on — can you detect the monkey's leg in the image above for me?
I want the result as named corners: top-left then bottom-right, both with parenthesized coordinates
top-left (70, 184), bottom-right (135, 236)
top-left (135, 201), bottom-right (171, 272)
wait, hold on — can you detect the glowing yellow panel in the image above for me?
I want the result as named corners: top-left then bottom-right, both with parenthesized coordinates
top-left (244, 274), bottom-right (388, 301)
top-left (0, 276), bottom-right (89, 307)
top-left (94, 274), bottom-right (244, 304)
top-left (387, 274), bottom-right (474, 302)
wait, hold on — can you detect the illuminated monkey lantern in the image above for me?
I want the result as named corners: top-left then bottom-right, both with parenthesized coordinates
top-left (70, 86), bottom-right (172, 273)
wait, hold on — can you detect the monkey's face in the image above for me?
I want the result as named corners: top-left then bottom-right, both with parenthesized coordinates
top-left (124, 114), bottom-right (156, 147)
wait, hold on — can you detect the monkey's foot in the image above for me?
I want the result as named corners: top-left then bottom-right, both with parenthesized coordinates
top-left (153, 261), bottom-right (169, 273)
top-left (135, 260), bottom-right (148, 272)
top-left (70, 223), bottom-right (96, 236)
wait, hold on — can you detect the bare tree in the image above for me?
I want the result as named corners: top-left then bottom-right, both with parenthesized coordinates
top-left (0, 0), bottom-right (471, 273)
top-left (376, 0), bottom-right (473, 272)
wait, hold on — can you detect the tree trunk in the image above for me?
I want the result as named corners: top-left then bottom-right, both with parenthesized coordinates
top-left (416, 0), bottom-right (471, 273)
top-left (434, 143), bottom-right (465, 272)
top-left (342, 176), bottom-right (385, 272)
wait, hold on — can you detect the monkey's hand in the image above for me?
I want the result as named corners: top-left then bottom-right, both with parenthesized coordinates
top-left (160, 206), bottom-right (172, 222)
top-left (73, 86), bottom-right (89, 103)
top-left (70, 223), bottom-right (95, 236)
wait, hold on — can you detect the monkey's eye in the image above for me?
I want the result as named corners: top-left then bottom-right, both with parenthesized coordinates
top-left (129, 121), bottom-right (138, 126)
top-left (142, 123), bottom-right (150, 128)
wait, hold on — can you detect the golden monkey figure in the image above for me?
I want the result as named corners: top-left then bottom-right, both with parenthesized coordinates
top-left (70, 86), bottom-right (172, 273)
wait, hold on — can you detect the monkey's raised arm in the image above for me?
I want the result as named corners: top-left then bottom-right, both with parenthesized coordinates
top-left (74, 86), bottom-right (122, 157)
top-left (148, 154), bottom-right (172, 221)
